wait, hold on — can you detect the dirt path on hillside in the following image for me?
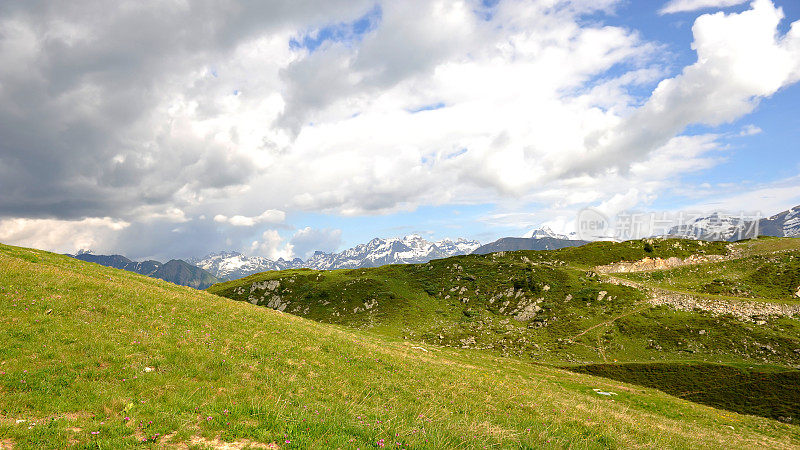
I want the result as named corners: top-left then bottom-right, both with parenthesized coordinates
top-left (569, 304), bottom-right (650, 342)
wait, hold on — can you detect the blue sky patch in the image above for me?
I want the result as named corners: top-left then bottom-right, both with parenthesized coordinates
top-left (289, 4), bottom-right (382, 52)
top-left (407, 102), bottom-right (446, 114)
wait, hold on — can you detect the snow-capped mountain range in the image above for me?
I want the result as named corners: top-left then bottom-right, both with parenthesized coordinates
top-left (191, 235), bottom-right (481, 281)
top-left (191, 205), bottom-right (800, 281)
top-left (667, 205), bottom-right (800, 241)
top-left (187, 251), bottom-right (304, 282)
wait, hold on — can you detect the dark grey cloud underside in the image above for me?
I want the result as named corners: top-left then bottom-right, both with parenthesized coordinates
top-left (0, 0), bottom-right (372, 219)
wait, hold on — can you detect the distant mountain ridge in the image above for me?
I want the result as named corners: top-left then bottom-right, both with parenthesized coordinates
top-left (191, 235), bottom-right (481, 281)
top-left (472, 236), bottom-right (589, 255)
top-left (667, 205), bottom-right (800, 241)
top-left (186, 251), bottom-right (304, 282)
top-left (472, 225), bottom-right (589, 255)
top-left (70, 252), bottom-right (220, 289)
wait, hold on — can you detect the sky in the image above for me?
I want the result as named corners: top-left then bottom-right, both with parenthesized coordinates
top-left (0, 0), bottom-right (799, 261)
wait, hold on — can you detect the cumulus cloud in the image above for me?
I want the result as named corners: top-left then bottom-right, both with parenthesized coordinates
top-left (571, 0), bottom-right (800, 176)
top-left (247, 227), bottom-right (342, 260)
top-left (250, 230), bottom-right (294, 260)
top-left (681, 174), bottom-right (800, 214)
top-left (214, 209), bottom-right (286, 227)
top-left (478, 132), bottom-right (726, 234)
top-left (252, 0), bottom-right (658, 215)
top-left (660, 0), bottom-right (749, 15)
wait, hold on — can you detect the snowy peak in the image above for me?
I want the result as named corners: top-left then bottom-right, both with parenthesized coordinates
top-left (435, 237), bottom-right (481, 255)
top-left (188, 252), bottom-right (295, 281)
top-left (784, 207), bottom-right (800, 237)
top-left (305, 234), bottom-right (470, 270)
top-left (522, 226), bottom-right (579, 240)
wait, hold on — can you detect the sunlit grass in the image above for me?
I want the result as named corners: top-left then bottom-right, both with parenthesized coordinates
top-left (1, 243), bottom-right (799, 448)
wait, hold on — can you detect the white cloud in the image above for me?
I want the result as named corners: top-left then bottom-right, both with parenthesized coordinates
top-left (247, 227), bottom-right (342, 260)
top-left (570, 0), bottom-right (800, 176)
top-left (739, 124), bottom-right (763, 136)
top-left (249, 229), bottom-right (294, 260)
top-left (660, 0), bottom-right (749, 15)
top-left (244, 0), bottom-right (660, 216)
top-left (477, 133), bottom-right (726, 234)
top-left (142, 207), bottom-right (189, 223)
top-left (0, 217), bottom-right (130, 254)
top-left (249, 0), bottom-right (799, 221)
top-left (214, 209), bottom-right (286, 227)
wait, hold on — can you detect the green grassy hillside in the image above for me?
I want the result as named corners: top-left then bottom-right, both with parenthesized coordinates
top-left (2, 243), bottom-right (800, 448)
top-left (208, 239), bottom-right (800, 368)
top-left (208, 237), bottom-right (800, 426)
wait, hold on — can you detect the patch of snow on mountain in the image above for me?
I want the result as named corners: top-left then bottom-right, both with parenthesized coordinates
top-left (436, 237), bottom-right (481, 255)
top-left (782, 206), bottom-right (800, 237)
top-left (668, 212), bottom-right (754, 241)
top-left (522, 226), bottom-right (580, 240)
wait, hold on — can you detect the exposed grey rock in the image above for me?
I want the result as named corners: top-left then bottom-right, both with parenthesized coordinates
top-left (514, 303), bottom-right (541, 322)
top-left (596, 254), bottom-right (728, 274)
top-left (648, 290), bottom-right (800, 322)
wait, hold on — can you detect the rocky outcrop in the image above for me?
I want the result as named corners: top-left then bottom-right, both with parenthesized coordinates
top-left (247, 278), bottom-right (289, 311)
top-left (606, 275), bottom-right (800, 322)
top-left (595, 254), bottom-right (728, 274)
top-left (648, 289), bottom-right (800, 322)
top-left (513, 302), bottom-right (541, 322)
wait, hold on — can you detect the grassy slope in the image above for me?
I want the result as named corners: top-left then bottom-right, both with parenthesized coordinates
top-left (1, 245), bottom-right (799, 448)
top-left (208, 239), bottom-right (800, 368)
